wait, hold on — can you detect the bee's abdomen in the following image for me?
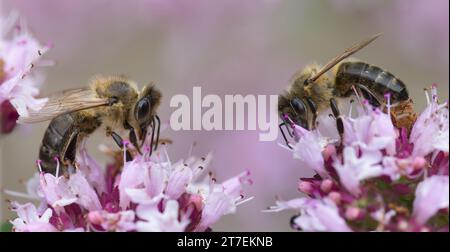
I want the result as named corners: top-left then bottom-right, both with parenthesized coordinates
top-left (335, 62), bottom-right (409, 103)
top-left (39, 113), bottom-right (75, 174)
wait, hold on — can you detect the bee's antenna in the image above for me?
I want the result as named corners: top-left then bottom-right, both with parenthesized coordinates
top-left (306, 32), bottom-right (383, 85)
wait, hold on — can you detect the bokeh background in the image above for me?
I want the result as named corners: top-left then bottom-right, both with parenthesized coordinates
top-left (0, 0), bottom-right (448, 231)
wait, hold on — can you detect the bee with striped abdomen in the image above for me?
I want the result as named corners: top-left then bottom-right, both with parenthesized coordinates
top-left (18, 75), bottom-right (162, 175)
top-left (278, 33), bottom-right (414, 147)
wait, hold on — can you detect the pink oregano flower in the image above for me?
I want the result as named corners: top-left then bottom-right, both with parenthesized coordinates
top-left (7, 143), bottom-right (252, 232)
top-left (9, 202), bottom-right (57, 232)
top-left (268, 85), bottom-right (449, 232)
top-left (0, 11), bottom-right (52, 134)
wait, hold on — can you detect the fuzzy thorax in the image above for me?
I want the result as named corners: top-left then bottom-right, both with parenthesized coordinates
top-left (289, 63), bottom-right (334, 112)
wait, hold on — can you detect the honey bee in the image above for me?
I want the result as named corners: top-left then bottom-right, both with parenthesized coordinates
top-left (18, 75), bottom-right (162, 175)
top-left (278, 33), bottom-right (414, 147)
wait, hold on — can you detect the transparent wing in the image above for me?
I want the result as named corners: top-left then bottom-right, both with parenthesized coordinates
top-left (308, 33), bottom-right (382, 83)
top-left (18, 88), bottom-right (109, 124)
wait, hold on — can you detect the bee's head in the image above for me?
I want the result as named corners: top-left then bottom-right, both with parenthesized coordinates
top-left (278, 95), bottom-right (309, 129)
top-left (128, 83), bottom-right (162, 142)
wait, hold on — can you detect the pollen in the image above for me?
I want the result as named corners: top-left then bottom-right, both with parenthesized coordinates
top-left (0, 59), bottom-right (4, 81)
top-left (389, 98), bottom-right (417, 132)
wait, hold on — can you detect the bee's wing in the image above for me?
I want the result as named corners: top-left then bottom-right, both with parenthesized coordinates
top-left (308, 33), bottom-right (382, 83)
top-left (17, 88), bottom-right (110, 124)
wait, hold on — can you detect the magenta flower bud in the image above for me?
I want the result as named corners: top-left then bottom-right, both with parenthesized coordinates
top-left (0, 100), bottom-right (19, 134)
top-left (320, 179), bottom-right (333, 193)
top-left (298, 181), bottom-right (313, 194)
top-left (328, 192), bottom-right (342, 205)
top-left (189, 194), bottom-right (203, 208)
top-left (393, 183), bottom-right (411, 195)
top-left (88, 211), bottom-right (103, 225)
top-left (412, 157), bottom-right (426, 170)
top-left (345, 207), bottom-right (361, 221)
top-left (397, 220), bottom-right (409, 231)
top-left (322, 144), bottom-right (336, 160)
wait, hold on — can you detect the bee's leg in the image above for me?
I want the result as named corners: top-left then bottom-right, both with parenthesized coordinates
top-left (285, 120), bottom-right (293, 137)
top-left (60, 130), bottom-right (79, 176)
top-left (149, 118), bottom-right (155, 156)
top-left (281, 114), bottom-right (293, 137)
top-left (279, 122), bottom-right (293, 149)
top-left (140, 125), bottom-right (148, 146)
top-left (330, 98), bottom-right (344, 140)
top-left (129, 129), bottom-right (142, 155)
top-left (305, 97), bottom-right (318, 128)
top-left (109, 131), bottom-right (133, 162)
top-left (357, 84), bottom-right (383, 108)
top-left (154, 115), bottom-right (161, 150)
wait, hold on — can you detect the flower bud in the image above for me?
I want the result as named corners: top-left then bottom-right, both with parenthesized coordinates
top-left (397, 220), bottom-right (409, 231)
top-left (320, 179), bottom-right (333, 193)
top-left (328, 192), bottom-right (342, 205)
top-left (345, 207), bottom-right (361, 221)
top-left (322, 145), bottom-right (336, 160)
top-left (298, 181), bottom-right (313, 194)
top-left (412, 157), bottom-right (426, 170)
top-left (88, 211), bottom-right (103, 225)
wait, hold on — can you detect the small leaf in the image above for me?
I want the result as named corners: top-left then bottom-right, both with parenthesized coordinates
top-left (1, 222), bottom-right (12, 232)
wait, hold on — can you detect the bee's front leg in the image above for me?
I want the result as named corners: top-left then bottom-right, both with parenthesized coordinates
top-left (129, 129), bottom-right (142, 155)
top-left (153, 115), bottom-right (161, 151)
top-left (279, 122), bottom-right (293, 149)
top-left (305, 97), bottom-right (318, 128)
top-left (106, 127), bottom-right (133, 162)
top-left (59, 130), bottom-right (80, 177)
top-left (330, 98), bottom-right (344, 141)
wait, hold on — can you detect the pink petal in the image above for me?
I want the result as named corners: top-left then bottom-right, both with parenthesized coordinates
top-left (413, 175), bottom-right (449, 224)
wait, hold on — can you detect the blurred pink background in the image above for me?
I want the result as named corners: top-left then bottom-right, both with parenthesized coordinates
top-left (0, 0), bottom-right (448, 231)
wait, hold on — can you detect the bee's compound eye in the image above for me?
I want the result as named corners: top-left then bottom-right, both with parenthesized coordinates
top-left (290, 98), bottom-right (307, 115)
top-left (135, 98), bottom-right (150, 122)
